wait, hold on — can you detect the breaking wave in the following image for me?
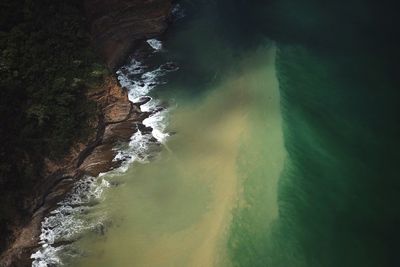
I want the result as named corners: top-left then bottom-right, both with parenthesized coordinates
top-left (147, 39), bottom-right (163, 51)
top-left (31, 38), bottom-right (178, 267)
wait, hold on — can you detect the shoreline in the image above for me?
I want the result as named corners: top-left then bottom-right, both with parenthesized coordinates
top-left (0, 2), bottom-right (176, 265)
top-left (1, 34), bottom-right (177, 266)
top-left (0, 75), bottom-right (152, 266)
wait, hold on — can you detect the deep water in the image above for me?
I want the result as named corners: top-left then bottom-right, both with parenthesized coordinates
top-left (67, 3), bottom-right (284, 266)
top-left (38, 1), bottom-right (400, 266)
top-left (218, 1), bottom-right (400, 266)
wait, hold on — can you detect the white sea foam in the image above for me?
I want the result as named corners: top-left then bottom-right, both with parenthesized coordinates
top-left (116, 57), bottom-right (177, 144)
top-left (107, 128), bottom-right (160, 175)
top-left (142, 99), bottom-right (170, 143)
top-left (146, 39), bottom-right (163, 51)
top-left (31, 42), bottom-right (179, 266)
top-left (117, 61), bottom-right (165, 101)
top-left (31, 245), bottom-right (63, 267)
top-left (31, 177), bottom-right (109, 267)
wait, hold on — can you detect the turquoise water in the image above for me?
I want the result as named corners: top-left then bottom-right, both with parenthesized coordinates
top-left (66, 3), bottom-right (285, 266)
top-left (52, 1), bottom-right (400, 266)
top-left (221, 1), bottom-right (400, 266)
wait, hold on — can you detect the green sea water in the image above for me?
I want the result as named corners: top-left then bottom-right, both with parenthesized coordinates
top-left (66, 1), bottom-right (400, 267)
top-left (223, 1), bottom-right (400, 266)
top-left (70, 9), bottom-right (284, 265)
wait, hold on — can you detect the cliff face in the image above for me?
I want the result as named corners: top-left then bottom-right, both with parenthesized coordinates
top-left (84, 0), bottom-right (172, 70)
top-left (0, 0), bottom-right (171, 266)
top-left (0, 78), bottom-right (152, 267)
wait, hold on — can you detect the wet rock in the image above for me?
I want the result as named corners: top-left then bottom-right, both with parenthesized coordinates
top-left (103, 120), bottom-right (136, 143)
top-left (84, 0), bottom-right (172, 70)
top-left (0, 0), bottom-right (172, 262)
top-left (137, 123), bottom-right (153, 134)
top-left (136, 96), bottom-right (152, 105)
top-left (78, 144), bottom-right (118, 177)
top-left (151, 107), bottom-right (165, 114)
top-left (103, 102), bottom-right (132, 123)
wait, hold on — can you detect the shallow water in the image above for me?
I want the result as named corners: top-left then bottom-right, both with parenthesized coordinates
top-left (33, 1), bottom-right (400, 266)
top-left (54, 3), bottom-right (287, 266)
top-left (70, 42), bottom-right (283, 266)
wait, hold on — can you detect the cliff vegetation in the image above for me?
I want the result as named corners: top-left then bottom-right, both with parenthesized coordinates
top-left (0, 0), bottom-right (108, 251)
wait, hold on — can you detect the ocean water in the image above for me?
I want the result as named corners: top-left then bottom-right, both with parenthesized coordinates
top-left (32, 1), bottom-right (400, 266)
top-left (222, 1), bottom-right (400, 267)
top-left (67, 6), bottom-right (284, 265)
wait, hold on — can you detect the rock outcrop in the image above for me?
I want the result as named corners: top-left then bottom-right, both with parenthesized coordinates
top-left (84, 0), bottom-right (172, 70)
top-left (0, 77), bottom-right (149, 266)
top-left (0, 1), bottom-right (172, 265)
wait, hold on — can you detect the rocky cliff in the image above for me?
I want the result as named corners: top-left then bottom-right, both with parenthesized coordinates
top-left (85, 0), bottom-right (172, 70)
top-left (0, 0), bottom-right (171, 266)
top-left (0, 77), bottom-right (154, 266)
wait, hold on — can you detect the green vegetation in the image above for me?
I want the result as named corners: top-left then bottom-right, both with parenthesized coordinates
top-left (0, 0), bottom-right (108, 249)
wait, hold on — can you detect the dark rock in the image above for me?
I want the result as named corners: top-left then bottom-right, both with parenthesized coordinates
top-left (84, 0), bottom-right (172, 70)
top-left (79, 144), bottom-right (118, 177)
top-left (136, 96), bottom-right (152, 105)
top-left (103, 102), bottom-right (132, 124)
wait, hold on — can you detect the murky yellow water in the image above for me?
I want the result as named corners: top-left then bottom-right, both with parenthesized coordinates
top-left (72, 46), bottom-right (284, 267)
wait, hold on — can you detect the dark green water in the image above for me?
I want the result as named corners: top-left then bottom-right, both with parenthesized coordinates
top-left (64, 1), bottom-right (400, 266)
top-left (219, 1), bottom-right (400, 266)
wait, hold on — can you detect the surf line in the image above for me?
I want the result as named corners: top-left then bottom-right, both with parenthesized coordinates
top-left (31, 38), bottom-right (179, 267)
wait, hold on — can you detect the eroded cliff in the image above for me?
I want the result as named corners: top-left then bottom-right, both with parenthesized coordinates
top-left (0, 77), bottom-right (152, 266)
top-left (0, 0), bottom-right (171, 266)
top-left (85, 0), bottom-right (172, 70)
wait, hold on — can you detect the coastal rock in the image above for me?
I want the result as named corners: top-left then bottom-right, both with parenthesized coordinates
top-left (0, 0), bottom-right (171, 264)
top-left (136, 96), bottom-right (152, 105)
top-left (88, 77), bottom-right (128, 106)
top-left (103, 120), bottom-right (137, 143)
top-left (84, 0), bottom-right (172, 70)
top-left (103, 102), bottom-right (132, 123)
top-left (79, 144), bottom-right (118, 177)
top-left (0, 77), bottom-right (148, 266)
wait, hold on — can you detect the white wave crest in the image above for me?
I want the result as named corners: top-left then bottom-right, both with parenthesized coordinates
top-left (142, 99), bottom-right (170, 143)
top-left (32, 50), bottom-right (179, 267)
top-left (146, 39), bottom-right (163, 51)
top-left (31, 177), bottom-right (110, 267)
